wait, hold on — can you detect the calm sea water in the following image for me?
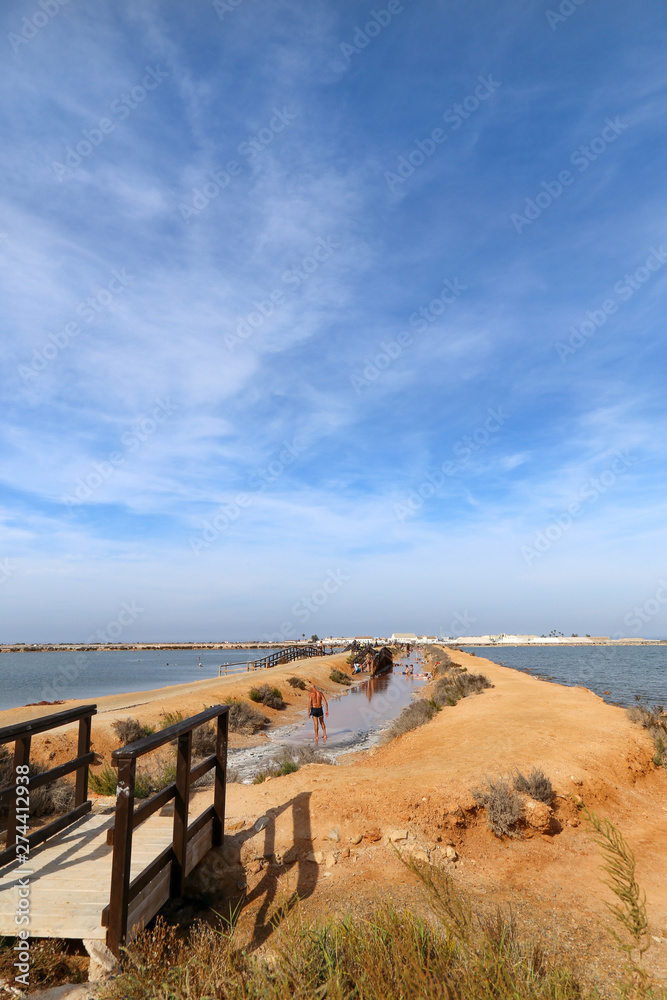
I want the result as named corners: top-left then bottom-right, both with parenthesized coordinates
top-left (0, 648), bottom-right (278, 711)
top-left (462, 645), bottom-right (667, 707)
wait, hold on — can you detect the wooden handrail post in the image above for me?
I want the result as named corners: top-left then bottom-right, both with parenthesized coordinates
top-left (171, 730), bottom-right (191, 897)
top-left (5, 736), bottom-right (31, 853)
top-left (212, 711), bottom-right (228, 847)
top-left (75, 714), bottom-right (92, 807)
top-left (107, 757), bottom-right (136, 955)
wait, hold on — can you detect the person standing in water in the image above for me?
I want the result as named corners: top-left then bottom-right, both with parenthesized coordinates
top-left (308, 683), bottom-right (328, 742)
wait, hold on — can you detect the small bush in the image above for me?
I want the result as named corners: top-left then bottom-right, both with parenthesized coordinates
top-left (228, 699), bottom-right (269, 734)
top-left (248, 684), bottom-right (284, 709)
top-left (472, 777), bottom-right (521, 838)
top-left (112, 717), bottom-right (155, 744)
top-left (330, 669), bottom-right (351, 685)
top-left (432, 672), bottom-right (492, 707)
top-left (627, 698), bottom-right (667, 770)
top-left (160, 710), bottom-right (185, 729)
top-left (89, 764), bottom-right (118, 796)
top-left (513, 767), bottom-right (553, 803)
top-left (287, 676), bottom-right (307, 690)
top-left (0, 746), bottom-right (75, 817)
top-left (384, 699), bottom-right (436, 741)
top-left (89, 762), bottom-right (175, 799)
top-left (191, 723), bottom-right (216, 758)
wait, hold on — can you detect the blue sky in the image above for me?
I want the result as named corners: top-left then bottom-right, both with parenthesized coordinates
top-left (1, 0), bottom-right (667, 642)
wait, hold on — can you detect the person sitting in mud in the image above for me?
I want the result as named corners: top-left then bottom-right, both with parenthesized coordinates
top-left (308, 683), bottom-right (328, 742)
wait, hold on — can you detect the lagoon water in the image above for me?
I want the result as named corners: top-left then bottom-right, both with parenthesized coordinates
top-left (0, 648), bottom-right (277, 711)
top-left (463, 645), bottom-right (667, 707)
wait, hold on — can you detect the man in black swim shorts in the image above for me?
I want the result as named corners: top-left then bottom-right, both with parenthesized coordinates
top-left (308, 683), bottom-right (328, 742)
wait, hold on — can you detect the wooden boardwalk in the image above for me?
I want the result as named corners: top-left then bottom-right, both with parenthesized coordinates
top-left (0, 704), bottom-right (229, 953)
top-left (0, 790), bottom-right (214, 941)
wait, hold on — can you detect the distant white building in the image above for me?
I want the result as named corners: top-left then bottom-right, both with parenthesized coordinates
top-left (390, 632), bottom-right (418, 644)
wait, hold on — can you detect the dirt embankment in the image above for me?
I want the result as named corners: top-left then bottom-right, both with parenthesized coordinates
top-left (202, 648), bottom-right (667, 981)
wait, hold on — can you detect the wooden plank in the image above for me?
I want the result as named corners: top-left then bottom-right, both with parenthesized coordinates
top-left (126, 863), bottom-right (171, 942)
top-left (107, 757), bottom-right (136, 955)
top-left (185, 816), bottom-right (213, 875)
top-left (4, 736), bottom-right (30, 852)
top-left (190, 754), bottom-right (215, 784)
top-left (0, 800), bottom-right (91, 868)
top-left (75, 714), bottom-right (92, 806)
top-left (171, 730), bottom-right (191, 897)
top-left (213, 713), bottom-right (227, 847)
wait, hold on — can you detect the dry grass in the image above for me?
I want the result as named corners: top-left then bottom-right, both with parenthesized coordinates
top-left (330, 669), bottom-right (351, 685)
top-left (431, 671), bottom-right (492, 705)
top-left (97, 867), bottom-right (608, 1000)
top-left (250, 744), bottom-right (331, 783)
top-left (384, 698), bottom-right (437, 741)
top-left (383, 668), bottom-right (492, 743)
top-left (0, 937), bottom-right (85, 991)
top-left (287, 676), bottom-right (307, 690)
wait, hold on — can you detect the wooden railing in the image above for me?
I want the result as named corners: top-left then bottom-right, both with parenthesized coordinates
top-left (103, 705), bottom-right (229, 955)
top-left (0, 704), bottom-right (96, 868)
top-left (244, 643), bottom-right (325, 672)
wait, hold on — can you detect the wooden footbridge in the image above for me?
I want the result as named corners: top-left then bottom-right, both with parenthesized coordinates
top-left (0, 703), bottom-right (229, 955)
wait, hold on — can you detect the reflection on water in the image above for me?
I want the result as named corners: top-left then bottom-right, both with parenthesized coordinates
top-left (229, 652), bottom-right (429, 781)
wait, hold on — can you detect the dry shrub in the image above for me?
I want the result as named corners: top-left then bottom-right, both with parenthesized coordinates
top-left (0, 938), bottom-right (85, 990)
top-left (191, 722), bottom-right (217, 758)
top-left (227, 699), bottom-right (269, 734)
top-left (384, 699), bottom-right (437, 741)
top-left (514, 767), bottom-right (553, 804)
top-left (99, 873), bottom-right (592, 1000)
top-left (159, 710), bottom-right (185, 729)
top-left (432, 671), bottom-right (492, 706)
top-left (627, 698), bottom-right (667, 768)
top-left (287, 676), bottom-right (307, 690)
top-left (472, 777), bottom-right (522, 838)
top-left (112, 717), bottom-right (155, 745)
top-left (330, 669), bottom-right (351, 685)
top-left (249, 684), bottom-right (285, 710)
top-left (0, 744), bottom-right (75, 818)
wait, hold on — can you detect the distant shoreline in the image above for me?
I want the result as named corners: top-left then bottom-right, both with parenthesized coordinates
top-left (0, 642), bottom-right (338, 653)
top-left (454, 640), bottom-right (667, 647)
top-left (0, 639), bottom-right (665, 653)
